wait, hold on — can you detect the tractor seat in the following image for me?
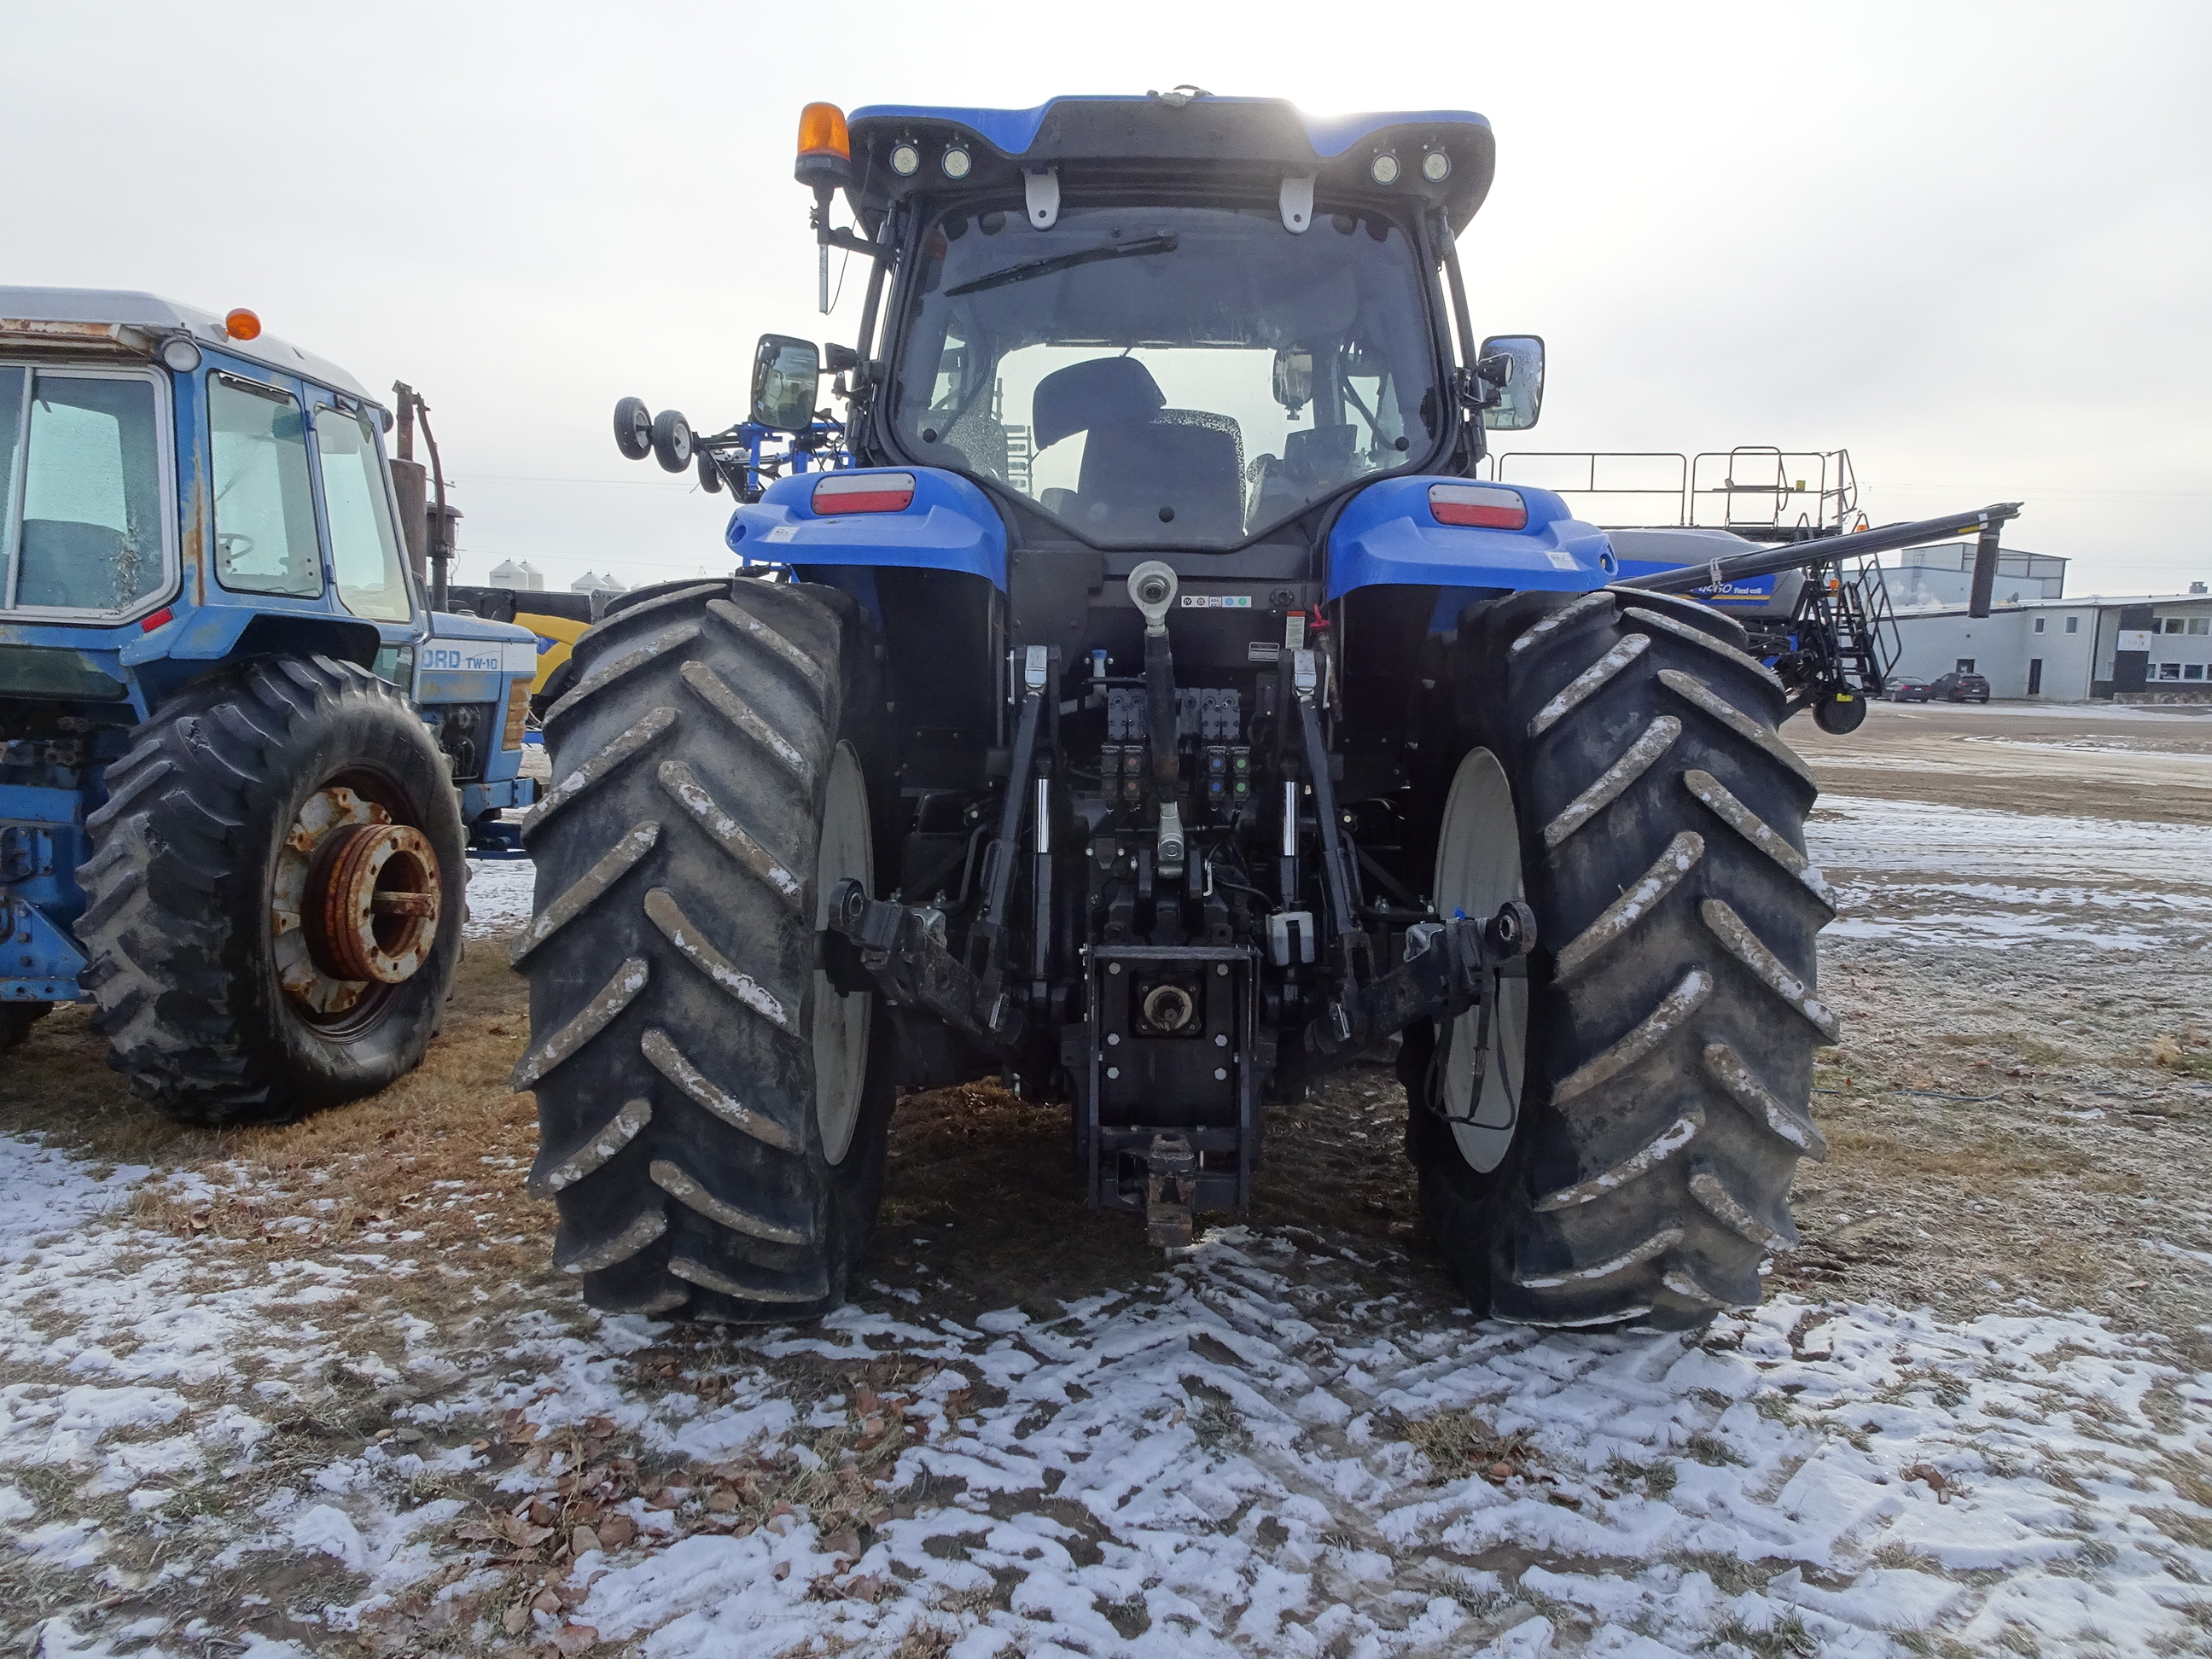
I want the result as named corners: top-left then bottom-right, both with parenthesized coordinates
top-left (1075, 416), bottom-right (1243, 540)
top-left (1032, 357), bottom-right (1245, 539)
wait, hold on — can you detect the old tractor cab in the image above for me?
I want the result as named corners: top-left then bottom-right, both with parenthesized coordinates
top-left (0, 288), bottom-right (537, 1118)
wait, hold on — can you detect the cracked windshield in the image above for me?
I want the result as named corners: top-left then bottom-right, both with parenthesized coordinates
top-left (892, 204), bottom-right (1443, 547)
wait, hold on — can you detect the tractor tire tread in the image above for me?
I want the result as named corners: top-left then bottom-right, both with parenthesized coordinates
top-left (73, 655), bottom-right (464, 1124)
top-left (1414, 588), bottom-right (1831, 1330)
top-left (519, 576), bottom-right (894, 1324)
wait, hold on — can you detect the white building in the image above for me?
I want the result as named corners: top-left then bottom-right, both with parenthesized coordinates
top-left (488, 558), bottom-right (545, 591)
top-left (568, 571), bottom-right (628, 595)
top-left (1887, 585), bottom-right (2212, 701)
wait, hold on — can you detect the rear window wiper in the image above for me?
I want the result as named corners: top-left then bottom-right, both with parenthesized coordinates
top-left (944, 232), bottom-right (1179, 298)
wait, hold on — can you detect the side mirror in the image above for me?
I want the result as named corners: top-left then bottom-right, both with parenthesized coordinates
top-left (752, 334), bottom-right (823, 432)
top-left (1476, 334), bottom-right (1545, 431)
top-left (1271, 347), bottom-right (1313, 415)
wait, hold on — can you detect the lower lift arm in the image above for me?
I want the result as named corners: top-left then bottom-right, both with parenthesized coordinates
top-left (827, 878), bottom-right (1023, 1057)
top-left (1301, 900), bottom-right (1535, 1065)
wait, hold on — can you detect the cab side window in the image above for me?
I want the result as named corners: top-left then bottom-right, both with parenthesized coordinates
top-left (209, 375), bottom-right (323, 598)
top-left (316, 406), bottom-right (411, 622)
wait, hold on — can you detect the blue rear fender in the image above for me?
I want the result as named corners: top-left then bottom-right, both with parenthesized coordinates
top-left (727, 467), bottom-right (1008, 590)
top-left (1325, 477), bottom-right (1618, 631)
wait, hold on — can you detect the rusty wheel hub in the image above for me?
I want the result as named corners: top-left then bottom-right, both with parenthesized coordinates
top-left (271, 785), bottom-right (443, 1016)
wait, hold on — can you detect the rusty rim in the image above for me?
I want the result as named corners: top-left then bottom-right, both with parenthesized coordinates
top-left (271, 784), bottom-right (443, 1019)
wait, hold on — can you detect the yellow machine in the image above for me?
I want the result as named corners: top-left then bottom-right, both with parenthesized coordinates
top-left (442, 587), bottom-right (595, 707)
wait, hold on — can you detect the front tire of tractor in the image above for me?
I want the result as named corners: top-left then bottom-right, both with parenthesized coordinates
top-left (1404, 587), bottom-right (1837, 1330)
top-left (514, 577), bottom-right (898, 1322)
top-left (74, 656), bottom-right (468, 1125)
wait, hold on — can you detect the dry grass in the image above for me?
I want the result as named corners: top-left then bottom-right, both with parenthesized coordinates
top-left (867, 1060), bottom-right (1438, 1321)
top-left (2153, 1032), bottom-right (2212, 1080)
top-left (1605, 1453), bottom-right (1679, 1500)
top-left (2, 943), bottom-right (559, 1302)
top-left (1780, 946), bottom-right (2212, 1368)
top-left (1394, 1406), bottom-right (1539, 1482)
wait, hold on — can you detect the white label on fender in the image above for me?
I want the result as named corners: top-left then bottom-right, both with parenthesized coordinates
top-left (765, 524), bottom-right (800, 543)
top-left (1545, 549), bottom-right (1579, 570)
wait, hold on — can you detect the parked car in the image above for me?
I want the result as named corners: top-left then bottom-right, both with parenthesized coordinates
top-left (1930, 672), bottom-right (1993, 702)
top-left (1887, 678), bottom-right (1936, 702)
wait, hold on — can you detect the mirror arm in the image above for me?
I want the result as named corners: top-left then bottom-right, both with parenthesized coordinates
top-left (812, 192), bottom-right (894, 263)
top-left (818, 224), bottom-right (892, 260)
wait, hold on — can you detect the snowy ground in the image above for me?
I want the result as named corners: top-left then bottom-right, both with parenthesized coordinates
top-left (4, 1139), bottom-right (2208, 1659)
top-left (5, 775), bottom-right (2212, 1655)
top-left (1809, 795), bottom-right (2212, 952)
top-left (466, 858), bottom-right (538, 940)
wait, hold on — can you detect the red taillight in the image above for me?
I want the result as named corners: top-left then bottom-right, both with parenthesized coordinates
top-left (1429, 483), bottom-right (1528, 530)
top-left (140, 607), bottom-right (175, 632)
top-left (812, 471), bottom-right (915, 515)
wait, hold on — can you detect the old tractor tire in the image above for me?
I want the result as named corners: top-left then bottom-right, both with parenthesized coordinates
top-left (74, 656), bottom-right (467, 1125)
top-left (513, 578), bottom-right (898, 1322)
top-left (1403, 587), bottom-right (1835, 1330)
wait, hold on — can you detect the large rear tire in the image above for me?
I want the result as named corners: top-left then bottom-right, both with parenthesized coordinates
top-left (513, 578), bottom-right (898, 1321)
top-left (1405, 588), bottom-right (1835, 1330)
top-left (74, 656), bottom-right (467, 1124)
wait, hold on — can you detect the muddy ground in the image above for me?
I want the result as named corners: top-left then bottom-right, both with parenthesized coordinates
top-left (3, 698), bottom-right (2209, 1657)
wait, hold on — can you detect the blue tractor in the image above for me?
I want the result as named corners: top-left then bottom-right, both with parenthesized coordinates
top-left (528, 95), bottom-right (2019, 1329)
top-left (0, 288), bottom-right (538, 1121)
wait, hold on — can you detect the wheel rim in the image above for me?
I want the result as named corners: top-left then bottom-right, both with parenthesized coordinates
top-left (271, 781), bottom-right (442, 1021)
top-left (812, 742), bottom-right (873, 1166)
top-left (1434, 748), bottom-right (1528, 1174)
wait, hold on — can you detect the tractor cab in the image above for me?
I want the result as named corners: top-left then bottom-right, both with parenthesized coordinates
top-left (812, 97), bottom-right (1538, 548)
top-left (0, 288), bottom-right (538, 838)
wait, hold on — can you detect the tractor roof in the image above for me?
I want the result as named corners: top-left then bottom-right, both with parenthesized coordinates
top-left (0, 287), bottom-right (373, 401)
top-left (847, 95), bottom-right (1496, 231)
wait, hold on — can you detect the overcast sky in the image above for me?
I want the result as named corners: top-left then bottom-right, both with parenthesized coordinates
top-left (8, 2), bottom-right (2207, 597)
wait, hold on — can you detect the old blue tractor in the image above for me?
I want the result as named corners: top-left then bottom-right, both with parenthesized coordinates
top-left (527, 95), bottom-right (2019, 1329)
top-left (0, 288), bottom-right (538, 1121)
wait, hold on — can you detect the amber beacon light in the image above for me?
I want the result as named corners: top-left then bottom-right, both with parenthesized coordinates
top-left (795, 102), bottom-right (853, 189)
top-left (224, 307), bottom-right (262, 341)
